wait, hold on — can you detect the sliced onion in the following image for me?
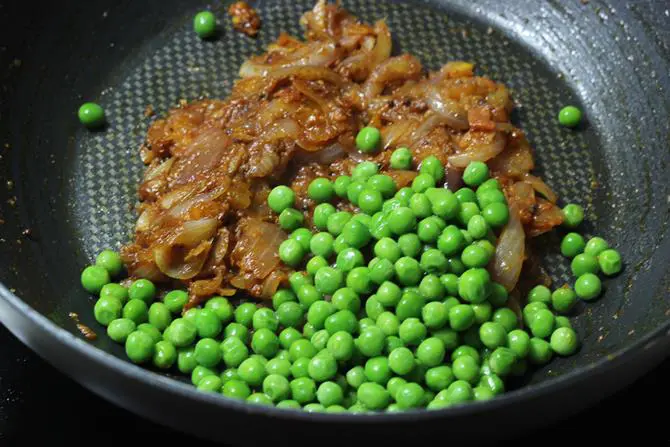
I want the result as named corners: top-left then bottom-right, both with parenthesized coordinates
top-left (448, 131), bottom-right (506, 168)
top-left (294, 142), bottom-right (345, 165)
top-left (142, 158), bottom-right (174, 183)
top-left (169, 128), bottom-right (231, 186)
top-left (232, 219), bottom-right (286, 280)
top-left (411, 113), bottom-right (446, 143)
top-left (492, 206), bottom-right (525, 292)
top-left (444, 164), bottom-right (463, 191)
top-left (424, 86), bottom-right (469, 130)
top-left (523, 173), bottom-right (558, 204)
top-left (382, 120), bottom-right (416, 149)
top-left (269, 65), bottom-right (344, 87)
top-left (239, 42), bottom-right (338, 78)
top-left (154, 218), bottom-right (219, 280)
top-left (370, 20), bottom-right (392, 66)
top-left (363, 54), bottom-right (421, 99)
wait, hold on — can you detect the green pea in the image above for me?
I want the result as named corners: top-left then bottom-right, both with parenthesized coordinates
top-left (447, 257), bottom-right (466, 275)
top-left (584, 237), bottom-right (609, 257)
top-left (291, 377), bottom-right (317, 404)
top-left (395, 187), bottom-right (415, 207)
top-left (196, 308), bottom-right (222, 338)
top-left (420, 249), bottom-right (448, 274)
top-left (529, 309), bottom-right (555, 339)
top-left (260, 374), bottom-right (289, 402)
top-left (99, 283), bottom-right (128, 305)
top-left (398, 318), bottom-right (427, 346)
top-left (463, 161), bottom-right (489, 187)
top-left (289, 272), bottom-right (312, 293)
top-left (358, 189), bottom-right (384, 214)
top-left (352, 161), bottom-right (379, 180)
top-left (562, 203), bottom-right (585, 227)
top-left (238, 357), bottom-right (267, 387)
top-left (558, 106), bottom-right (582, 128)
top-left (420, 156), bottom-right (444, 182)
top-left (308, 352), bottom-right (338, 382)
top-left (416, 337), bottom-right (446, 367)
top-left (247, 393), bottom-right (273, 406)
top-left (128, 279), bottom-right (156, 304)
top-left (449, 304), bottom-right (475, 332)
top-left (107, 318), bottom-right (136, 343)
top-left (346, 180), bottom-right (366, 204)
top-left (336, 248), bottom-right (365, 272)
top-left (393, 257), bottom-right (421, 286)
top-left (94, 250), bottom-right (123, 278)
top-left (222, 380), bottom-right (251, 400)
top-left (357, 326), bottom-right (385, 357)
top-left (278, 208), bottom-right (304, 231)
top-left (342, 268), bottom-right (370, 296)
top-left (561, 232), bottom-right (586, 258)
top-left (482, 202), bottom-right (509, 227)
top-left (122, 299), bottom-right (148, 324)
top-left (278, 238), bottom-right (306, 267)
top-left (334, 176), bottom-right (352, 198)
top-left (387, 207), bottom-right (417, 236)
top-left (528, 337), bottom-right (553, 365)
top-left (458, 268), bottom-right (490, 304)
top-left (193, 10), bottom-right (217, 38)
top-left (369, 212), bottom-right (392, 240)
top-left (306, 256), bottom-right (328, 277)
top-left (411, 173), bottom-right (436, 193)
top-left (81, 265), bottom-right (111, 294)
top-left (396, 290), bottom-right (425, 321)
top-left (418, 216), bottom-right (445, 244)
top-left (390, 147), bottom-right (412, 169)
top-left (251, 328), bottom-right (279, 358)
top-left (421, 301), bottom-right (448, 329)
top-left (455, 187), bottom-right (477, 204)
top-left (598, 249), bottom-right (622, 276)
top-left (395, 383), bottom-right (425, 409)
top-left (366, 175), bottom-right (397, 199)
top-left (356, 127), bottom-right (381, 153)
top-left (479, 373), bottom-right (505, 396)
top-left (151, 340), bottom-right (176, 370)
top-left (265, 358), bottom-right (291, 378)
top-left (555, 315), bottom-right (573, 330)
top-left (437, 225), bottom-right (465, 256)
top-left (452, 355), bottom-right (480, 384)
top-left (342, 219), bottom-right (371, 249)
top-left (146, 302), bottom-right (171, 331)
top-left (571, 253), bottom-right (600, 277)
top-left (94, 296), bottom-right (122, 326)
top-left (425, 366), bottom-right (454, 392)
top-left (272, 289), bottom-right (297, 310)
top-left (173, 347), bottom-right (197, 374)
top-left (291, 358), bottom-right (311, 379)
top-left (550, 327), bottom-right (579, 356)
top-left (551, 287), bottom-right (577, 313)
top-left (410, 193), bottom-right (433, 218)
top-left (575, 273), bottom-right (602, 301)
top-left (290, 228), bottom-right (313, 251)
top-left (276, 400), bottom-right (301, 410)
top-left (396, 234), bottom-right (421, 258)
top-left (78, 102), bottom-right (106, 128)
top-left (450, 346), bottom-right (479, 365)
top-left (125, 330), bottom-right (155, 364)
top-left (267, 185), bottom-right (295, 213)
top-left (357, 382), bottom-right (390, 410)
top-left (224, 322), bottom-right (249, 344)
top-left (308, 178), bottom-right (334, 203)
top-left (221, 336), bottom-right (249, 368)
top-left (303, 322), bottom-right (317, 339)
top-left (159, 290), bottom-right (185, 314)
top-left (440, 380), bottom-right (473, 405)
top-left (164, 318), bottom-right (196, 348)
top-left (316, 381), bottom-right (344, 407)
top-left (460, 244), bottom-right (491, 268)
top-left (429, 189), bottom-right (460, 220)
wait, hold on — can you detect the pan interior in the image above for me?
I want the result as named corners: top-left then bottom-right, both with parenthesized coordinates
top-left (1, 0), bottom-right (668, 388)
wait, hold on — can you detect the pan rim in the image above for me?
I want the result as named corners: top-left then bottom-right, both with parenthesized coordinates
top-left (1, 280), bottom-right (669, 422)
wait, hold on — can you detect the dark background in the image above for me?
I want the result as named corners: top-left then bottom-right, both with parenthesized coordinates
top-left (0, 323), bottom-right (667, 444)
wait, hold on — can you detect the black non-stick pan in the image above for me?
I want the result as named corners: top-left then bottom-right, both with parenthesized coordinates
top-left (0, 0), bottom-right (669, 443)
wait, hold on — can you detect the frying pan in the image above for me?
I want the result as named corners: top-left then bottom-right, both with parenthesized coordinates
top-left (0, 0), bottom-right (669, 443)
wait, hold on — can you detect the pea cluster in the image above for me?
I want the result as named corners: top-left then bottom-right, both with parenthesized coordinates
top-left (80, 126), bottom-right (622, 413)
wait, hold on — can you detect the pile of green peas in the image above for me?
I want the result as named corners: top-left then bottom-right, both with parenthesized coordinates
top-left (80, 125), bottom-right (622, 413)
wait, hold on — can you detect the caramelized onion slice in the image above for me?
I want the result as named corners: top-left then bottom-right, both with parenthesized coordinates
top-left (154, 218), bottom-right (219, 280)
top-left (492, 207), bottom-right (525, 292)
top-left (448, 132), bottom-right (506, 168)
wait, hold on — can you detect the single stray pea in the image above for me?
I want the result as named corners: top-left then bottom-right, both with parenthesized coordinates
top-left (193, 11), bottom-right (217, 39)
top-left (562, 203), bottom-right (584, 228)
top-left (391, 147), bottom-right (412, 170)
top-left (78, 102), bottom-right (106, 128)
top-left (575, 273), bottom-right (602, 301)
top-left (558, 106), bottom-right (582, 128)
top-left (598, 249), bottom-right (622, 276)
top-left (356, 127), bottom-right (381, 153)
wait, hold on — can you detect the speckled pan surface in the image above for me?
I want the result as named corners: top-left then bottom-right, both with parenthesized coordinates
top-left (0, 0), bottom-right (668, 442)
